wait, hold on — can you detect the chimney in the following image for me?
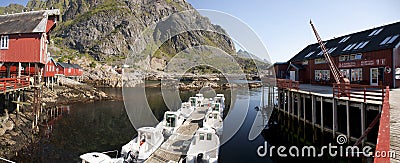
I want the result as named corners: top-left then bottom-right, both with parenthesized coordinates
top-left (68, 60), bottom-right (71, 64)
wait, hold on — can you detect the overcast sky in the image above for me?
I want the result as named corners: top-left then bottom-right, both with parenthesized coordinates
top-left (2, 0), bottom-right (400, 62)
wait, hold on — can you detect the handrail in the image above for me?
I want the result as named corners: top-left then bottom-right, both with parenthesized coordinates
top-left (333, 83), bottom-right (385, 104)
top-left (0, 76), bottom-right (31, 93)
top-left (276, 79), bottom-right (299, 90)
top-left (374, 86), bottom-right (390, 163)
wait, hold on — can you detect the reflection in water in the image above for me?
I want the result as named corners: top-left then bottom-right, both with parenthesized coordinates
top-left (15, 87), bottom-right (275, 162)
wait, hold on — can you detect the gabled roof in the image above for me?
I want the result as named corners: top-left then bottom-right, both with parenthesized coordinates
top-left (289, 21), bottom-right (400, 62)
top-left (57, 62), bottom-right (74, 68)
top-left (288, 63), bottom-right (304, 70)
top-left (46, 57), bottom-right (57, 65)
top-left (0, 9), bottom-right (60, 35)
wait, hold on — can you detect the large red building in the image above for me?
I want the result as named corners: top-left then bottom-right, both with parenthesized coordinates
top-left (0, 9), bottom-right (60, 79)
top-left (275, 21), bottom-right (400, 88)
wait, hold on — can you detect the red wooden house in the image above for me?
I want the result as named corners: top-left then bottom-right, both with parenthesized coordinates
top-left (0, 9), bottom-right (60, 80)
top-left (275, 21), bottom-right (400, 88)
top-left (44, 58), bottom-right (57, 77)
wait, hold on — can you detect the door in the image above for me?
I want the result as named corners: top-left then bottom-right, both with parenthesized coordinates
top-left (370, 68), bottom-right (378, 86)
top-left (290, 71), bottom-right (296, 81)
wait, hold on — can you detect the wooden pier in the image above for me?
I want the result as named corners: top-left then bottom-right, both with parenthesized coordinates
top-left (145, 100), bottom-right (211, 163)
top-left (275, 79), bottom-right (386, 148)
top-left (390, 88), bottom-right (400, 162)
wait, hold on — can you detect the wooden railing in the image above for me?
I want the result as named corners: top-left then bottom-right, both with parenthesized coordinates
top-left (0, 76), bottom-right (31, 93)
top-left (276, 79), bottom-right (299, 90)
top-left (374, 86), bottom-right (390, 163)
top-left (333, 83), bottom-right (386, 104)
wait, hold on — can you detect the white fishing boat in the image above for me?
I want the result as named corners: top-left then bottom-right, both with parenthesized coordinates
top-left (186, 127), bottom-right (219, 163)
top-left (121, 127), bottom-right (163, 162)
top-left (208, 102), bottom-right (224, 118)
top-left (203, 110), bottom-right (223, 136)
top-left (80, 152), bottom-right (123, 163)
top-left (179, 102), bottom-right (195, 119)
top-left (160, 111), bottom-right (184, 136)
top-left (189, 94), bottom-right (204, 107)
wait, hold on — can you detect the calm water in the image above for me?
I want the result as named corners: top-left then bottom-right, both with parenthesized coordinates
top-left (15, 86), bottom-right (275, 162)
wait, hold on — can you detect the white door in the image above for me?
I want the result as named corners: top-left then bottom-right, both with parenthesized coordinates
top-left (370, 68), bottom-right (378, 86)
top-left (290, 71), bottom-right (296, 81)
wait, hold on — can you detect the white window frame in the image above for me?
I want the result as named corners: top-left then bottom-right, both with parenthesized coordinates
top-left (1, 35), bottom-right (9, 49)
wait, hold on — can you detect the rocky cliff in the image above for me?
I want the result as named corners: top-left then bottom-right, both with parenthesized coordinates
top-left (26, 0), bottom-right (236, 69)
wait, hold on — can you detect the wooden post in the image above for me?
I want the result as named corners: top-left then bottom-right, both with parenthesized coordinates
top-left (18, 62), bottom-right (21, 78)
top-left (333, 98), bottom-right (338, 139)
top-left (346, 101), bottom-right (350, 141)
top-left (303, 95), bottom-right (306, 141)
top-left (321, 97), bottom-right (324, 133)
top-left (312, 95), bottom-right (316, 141)
top-left (288, 91), bottom-right (291, 114)
top-left (360, 103), bottom-right (365, 145)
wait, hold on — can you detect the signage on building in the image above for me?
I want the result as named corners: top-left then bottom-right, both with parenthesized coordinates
top-left (339, 59), bottom-right (386, 68)
top-left (338, 62), bottom-right (356, 68)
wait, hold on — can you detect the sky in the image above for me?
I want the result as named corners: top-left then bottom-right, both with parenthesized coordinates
top-left (1, 0), bottom-right (399, 63)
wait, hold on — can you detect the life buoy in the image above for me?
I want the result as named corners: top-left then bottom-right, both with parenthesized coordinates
top-left (385, 66), bottom-right (391, 73)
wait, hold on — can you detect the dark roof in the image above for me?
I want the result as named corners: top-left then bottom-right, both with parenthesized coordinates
top-left (274, 62), bottom-right (288, 65)
top-left (0, 9), bottom-right (60, 35)
top-left (289, 21), bottom-right (400, 62)
top-left (57, 62), bottom-right (74, 68)
top-left (71, 64), bottom-right (82, 69)
top-left (289, 63), bottom-right (304, 70)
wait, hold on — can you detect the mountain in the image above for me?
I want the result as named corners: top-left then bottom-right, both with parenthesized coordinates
top-left (237, 49), bottom-right (267, 63)
top-left (0, 4), bottom-right (25, 14)
top-left (24, 0), bottom-right (236, 70)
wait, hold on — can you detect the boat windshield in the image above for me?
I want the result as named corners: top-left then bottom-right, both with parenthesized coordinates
top-left (190, 98), bottom-right (196, 107)
top-left (207, 133), bottom-right (212, 140)
top-left (199, 133), bottom-right (205, 140)
top-left (166, 114), bottom-right (176, 127)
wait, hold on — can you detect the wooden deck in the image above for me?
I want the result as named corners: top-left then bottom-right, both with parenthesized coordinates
top-left (145, 101), bottom-right (211, 163)
top-left (390, 88), bottom-right (400, 162)
top-left (0, 76), bottom-right (31, 94)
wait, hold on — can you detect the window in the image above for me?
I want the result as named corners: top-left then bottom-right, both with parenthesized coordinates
top-left (380, 35), bottom-right (399, 45)
top-left (327, 47), bottom-right (337, 53)
top-left (343, 43), bottom-right (358, 51)
top-left (368, 28), bottom-right (384, 36)
top-left (354, 53), bottom-right (362, 60)
top-left (305, 51), bottom-right (314, 58)
top-left (207, 133), bottom-right (212, 140)
top-left (315, 58), bottom-right (326, 64)
top-left (199, 133), bottom-right (205, 140)
top-left (1, 35), bottom-right (9, 49)
top-left (351, 68), bottom-right (362, 82)
top-left (387, 35), bottom-right (399, 44)
top-left (339, 55), bottom-right (349, 61)
top-left (347, 43), bottom-right (358, 51)
top-left (339, 36), bottom-right (351, 43)
top-left (340, 69), bottom-right (350, 78)
top-left (358, 41), bottom-right (369, 49)
top-left (315, 70), bottom-right (330, 81)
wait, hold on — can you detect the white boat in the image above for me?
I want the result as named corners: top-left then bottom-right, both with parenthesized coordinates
top-left (188, 93), bottom-right (204, 108)
top-left (160, 111), bottom-right (184, 136)
top-left (121, 127), bottom-right (163, 162)
top-left (186, 127), bottom-right (219, 163)
top-left (209, 102), bottom-right (224, 118)
top-left (203, 110), bottom-right (223, 136)
top-left (80, 152), bottom-right (123, 163)
top-left (179, 102), bottom-right (195, 119)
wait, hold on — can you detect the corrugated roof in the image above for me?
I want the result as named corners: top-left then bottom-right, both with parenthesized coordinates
top-left (0, 9), bottom-right (60, 35)
top-left (289, 21), bottom-right (400, 62)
